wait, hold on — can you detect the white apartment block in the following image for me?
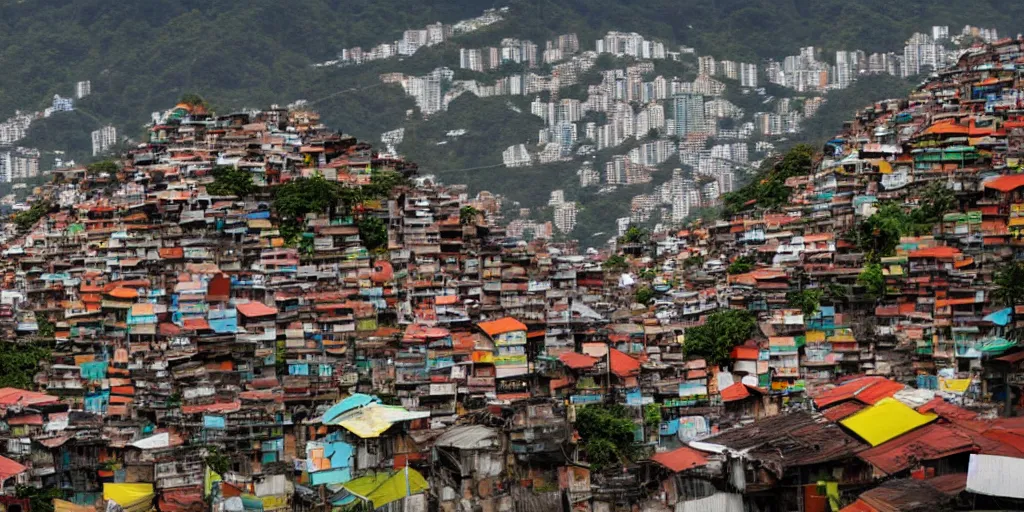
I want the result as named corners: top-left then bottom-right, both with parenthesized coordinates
top-left (578, 161), bottom-right (601, 188)
top-left (502, 144), bottom-right (533, 168)
top-left (0, 150), bottom-right (40, 183)
top-left (553, 201), bottom-right (577, 234)
top-left (739, 63), bottom-right (758, 88)
top-left (91, 125), bottom-right (118, 156)
top-left (460, 49), bottom-right (483, 72)
top-left (75, 80), bottom-right (92, 99)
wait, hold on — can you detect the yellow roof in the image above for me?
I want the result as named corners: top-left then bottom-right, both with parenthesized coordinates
top-left (840, 397), bottom-right (936, 446)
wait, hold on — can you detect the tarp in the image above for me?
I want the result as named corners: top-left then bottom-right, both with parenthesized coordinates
top-left (967, 454), bottom-right (1024, 499)
top-left (985, 307), bottom-right (1013, 326)
top-left (342, 468), bottom-right (428, 509)
top-left (54, 500), bottom-right (95, 512)
top-left (320, 394), bottom-right (379, 424)
top-left (334, 404), bottom-right (430, 438)
top-left (840, 398), bottom-right (936, 446)
top-left (104, 483), bottom-right (155, 512)
top-left (129, 432), bottom-right (169, 450)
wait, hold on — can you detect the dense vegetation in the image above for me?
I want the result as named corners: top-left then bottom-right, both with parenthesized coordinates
top-left (0, 342), bottom-right (50, 389)
top-left (0, 0), bottom-right (993, 241)
top-left (851, 181), bottom-right (956, 260)
top-left (722, 144), bottom-right (815, 215)
top-left (574, 403), bottom-right (641, 470)
top-left (683, 309), bottom-right (757, 365)
top-left (207, 166), bottom-right (257, 197)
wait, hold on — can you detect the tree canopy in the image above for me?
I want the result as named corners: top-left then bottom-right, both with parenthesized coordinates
top-left (574, 403), bottom-right (640, 471)
top-left (206, 166), bottom-right (256, 197)
top-left (994, 261), bottom-right (1024, 309)
top-left (683, 309), bottom-right (757, 365)
top-left (0, 342), bottom-right (49, 389)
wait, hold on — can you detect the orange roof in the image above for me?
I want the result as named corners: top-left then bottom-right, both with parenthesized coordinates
top-left (908, 246), bottom-right (960, 259)
top-left (0, 388), bottom-right (59, 407)
top-left (559, 352), bottom-right (599, 370)
top-left (0, 455), bottom-right (27, 482)
top-left (650, 445), bottom-right (709, 472)
top-left (923, 120), bottom-right (969, 136)
top-left (107, 287), bottom-right (139, 299)
top-left (721, 382), bottom-right (760, 402)
top-left (730, 345), bottom-right (760, 360)
top-left (183, 318), bottom-right (211, 330)
top-left (235, 301), bottom-right (279, 318)
top-left (936, 297), bottom-right (977, 308)
top-left (609, 348), bottom-right (641, 378)
top-left (435, 295), bottom-right (458, 305)
top-left (984, 174), bottom-right (1024, 193)
top-left (477, 317), bottom-right (527, 337)
top-left (158, 247), bottom-right (184, 259)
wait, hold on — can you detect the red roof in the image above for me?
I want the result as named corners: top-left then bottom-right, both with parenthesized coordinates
top-left (839, 500), bottom-right (878, 512)
top-left (821, 401), bottom-right (865, 422)
top-left (916, 398), bottom-right (978, 421)
top-left (649, 446), bottom-right (709, 472)
top-left (609, 348), bottom-right (641, 378)
top-left (477, 317), bottom-right (527, 337)
top-left (235, 301), bottom-right (279, 318)
top-left (857, 424), bottom-right (975, 475)
top-left (0, 388), bottom-right (59, 408)
top-left (984, 174), bottom-right (1024, 193)
top-left (0, 455), bottom-right (26, 482)
top-left (812, 377), bottom-right (904, 408)
top-left (559, 352), bottom-right (599, 370)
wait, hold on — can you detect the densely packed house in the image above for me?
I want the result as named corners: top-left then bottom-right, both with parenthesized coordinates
top-left (6, 39), bottom-right (1024, 512)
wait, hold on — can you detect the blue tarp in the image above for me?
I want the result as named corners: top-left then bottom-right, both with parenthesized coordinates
top-left (321, 394), bottom-right (379, 424)
top-left (984, 307), bottom-right (1013, 327)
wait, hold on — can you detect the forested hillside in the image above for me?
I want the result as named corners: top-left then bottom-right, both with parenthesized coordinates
top-left (3, 0), bottom-right (1021, 127)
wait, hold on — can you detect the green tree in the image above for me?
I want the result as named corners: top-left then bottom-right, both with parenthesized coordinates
top-left (619, 225), bottom-right (650, 245)
top-left (786, 289), bottom-right (822, 317)
top-left (273, 174), bottom-right (340, 221)
top-left (0, 342), bottom-right (49, 389)
top-left (723, 144), bottom-right (814, 214)
top-left (36, 313), bottom-right (55, 339)
top-left (994, 261), bottom-right (1024, 310)
top-left (603, 254), bottom-right (627, 271)
top-left (15, 485), bottom-right (64, 512)
top-left (643, 403), bottom-right (661, 428)
top-left (574, 404), bottom-right (639, 471)
top-left (853, 202), bottom-right (907, 260)
top-left (727, 255), bottom-right (755, 275)
top-left (635, 286), bottom-right (655, 305)
top-left (683, 309), bottom-right (757, 366)
top-left (459, 206), bottom-right (480, 225)
top-left (13, 200), bottom-right (52, 231)
top-left (358, 216), bottom-right (388, 251)
top-left (858, 263), bottom-right (886, 299)
top-left (86, 160), bottom-right (120, 176)
top-left (206, 166), bottom-right (256, 197)
top-left (205, 446), bottom-right (231, 475)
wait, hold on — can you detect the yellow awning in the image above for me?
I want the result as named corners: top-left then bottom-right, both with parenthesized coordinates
top-left (104, 483), bottom-right (155, 512)
top-left (840, 397), bottom-right (936, 446)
